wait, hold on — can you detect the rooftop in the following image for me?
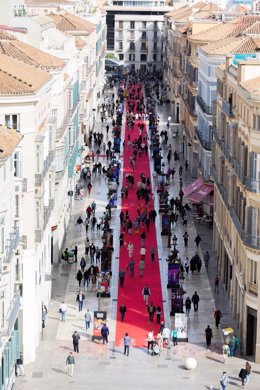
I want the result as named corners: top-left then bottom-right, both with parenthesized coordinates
top-left (240, 75), bottom-right (260, 95)
top-left (26, 0), bottom-right (76, 4)
top-left (0, 125), bottom-right (23, 160)
top-left (0, 53), bottom-right (51, 95)
top-left (48, 12), bottom-right (95, 35)
top-left (0, 32), bottom-right (64, 71)
top-left (201, 36), bottom-right (260, 55)
top-left (189, 15), bottom-right (260, 42)
top-left (166, 2), bottom-right (221, 23)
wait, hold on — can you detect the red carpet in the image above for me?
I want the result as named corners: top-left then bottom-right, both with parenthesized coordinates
top-left (115, 84), bottom-right (164, 347)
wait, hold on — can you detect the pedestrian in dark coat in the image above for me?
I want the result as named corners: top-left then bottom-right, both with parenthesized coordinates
top-left (192, 291), bottom-right (200, 312)
top-left (101, 323), bottom-right (109, 344)
top-left (76, 270), bottom-right (83, 287)
top-left (119, 304), bottom-right (127, 321)
top-left (194, 234), bottom-right (202, 247)
top-left (72, 331), bottom-right (80, 353)
top-left (205, 325), bottom-right (213, 347)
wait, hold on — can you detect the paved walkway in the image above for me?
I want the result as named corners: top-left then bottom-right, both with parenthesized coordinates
top-left (16, 85), bottom-right (260, 390)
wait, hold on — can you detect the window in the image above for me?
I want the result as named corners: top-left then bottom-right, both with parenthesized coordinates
top-left (130, 21), bottom-right (135, 29)
top-left (14, 152), bottom-right (21, 177)
top-left (141, 42), bottom-right (147, 51)
top-left (140, 54), bottom-right (147, 62)
top-left (5, 114), bottom-right (19, 131)
top-left (154, 21), bottom-right (158, 29)
top-left (129, 54), bottom-right (135, 61)
top-left (119, 21), bottom-right (123, 28)
top-left (153, 42), bottom-right (157, 50)
top-left (119, 41), bottom-right (123, 50)
top-left (130, 42), bottom-right (135, 51)
top-left (153, 54), bottom-right (157, 62)
top-left (68, 90), bottom-right (73, 110)
top-left (0, 217), bottom-right (4, 254)
top-left (119, 54), bottom-right (124, 61)
top-left (142, 21), bottom-right (147, 29)
top-left (253, 114), bottom-right (260, 130)
top-left (249, 260), bottom-right (257, 285)
top-left (15, 194), bottom-right (19, 218)
top-left (36, 201), bottom-right (40, 229)
top-left (142, 32), bottom-right (147, 40)
top-left (154, 31), bottom-right (157, 39)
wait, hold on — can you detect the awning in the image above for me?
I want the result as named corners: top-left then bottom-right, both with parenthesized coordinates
top-left (183, 178), bottom-right (203, 196)
top-left (187, 183), bottom-right (214, 203)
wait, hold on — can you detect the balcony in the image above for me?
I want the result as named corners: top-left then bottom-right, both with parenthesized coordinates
top-left (35, 150), bottom-right (55, 188)
top-left (249, 282), bottom-right (258, 296)
top-left (35, 229), bottom-right (42, 243)
top-left (186, 73), bottom-right (198, 89)
top-left (195, 127), bottom-right (211, 151)
top-left (5, 227), bottom-right (20, 263)
top-left (230, 208), bottom-right (243, 236)
top-left (243, 233), bottom-right (260, 249)
top-left (5, 292), bottom-right (20, 336)
top-left (197, 95), bottom-right (212, 115)
top-left (245, 177), bottom-right (260, 194)
top-left (222, 99), bottom-right (234, 118)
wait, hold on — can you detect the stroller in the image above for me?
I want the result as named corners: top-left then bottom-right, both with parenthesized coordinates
top-left (151, 342), bottom-right (160, 356)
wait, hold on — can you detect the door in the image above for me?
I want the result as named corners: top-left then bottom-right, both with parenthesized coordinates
top-left (246, 307), bottom-right (257, 356)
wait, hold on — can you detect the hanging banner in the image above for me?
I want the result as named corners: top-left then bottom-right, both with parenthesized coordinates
top-left (92, 311), bottom-right (107, 341)
top-left (167, 263), bottom-right (180, 288)
top-left (175, 313), bottom-right (188, 341)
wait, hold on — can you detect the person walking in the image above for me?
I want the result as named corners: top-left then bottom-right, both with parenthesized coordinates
top-left (171, 328), bottom-right (178, 346)
top-left (16, 354), bottom-right (25, 376)
top-left (74, 245), bottom-right (78, 263)
top-left (184, 257), bottom-right (190, 274)
top-left (80, 257), bottom-right (86, 272)
top-left (66, 352), bottom-right (75, 377)
top-left (183, 232), bottom-right (189, 247)
top-left (192, 291), bottom-right (200, 312)
top-left (77, 216), bottom-right (84, 232)
top-left (76, 269), bottom-right (83, 287)
top-left (140, 246), bottom-right (146, 260)
top-left (119, 304), bottom-right (127, 322)
top-left (138, 259), bottom-right (145, 277)
top-left (245, 361), bottom-right (251, 385)
top-left (127, 259), bottom-right (135, 277)
top-left (238, 367), bottom-right (247, 388)
top-left (101, 323), bottom-right (109, 344)
top-left (84, 309), bottom-right (91, 330)
top-left (194, 234), bottom-right (202, 247)
top-left (185, 297), bottom-right (191, 315)
top-left (214, 308), bottom-right (222, 329)
top-left (204, 251), bottom-right (210, 268)
top-left (147, 330), bottom-right (155, 353)
top-left (162, 326), bottom-right (170, 348)
top-left (156, 305), bottom-right (162, 324)
top-left (127, 242), bottom-right (134, 258)
top-left (119, 269), bottom-right (125, 287)
top-left (214, 275), bottom-right (220, 293)
top-left (150, 247), bottom-right (156, 262)
top-left (222, 343), bottom-right (230, 364)
top-left (72, 331), bottom-right (80, 353)
top-left (205, 325), bottom-right (213, 347)
top-left (142, 285), bottom-right (151, 305)
top-left (76, 291), bottom-right (85, 311)
top-left (123, 333), bottom-right (131, 356)
top-left (59, 302), bottom-right (67, 322)
top-left (220, 372), bottom-right (229, 390)
top-left (147, 302), bottom-right (156, 323)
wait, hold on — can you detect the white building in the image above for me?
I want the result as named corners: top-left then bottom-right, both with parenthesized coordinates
top-left (0, 126), bottom-right (23, 390)
top-left (106, 5), bottom-right (172, 70)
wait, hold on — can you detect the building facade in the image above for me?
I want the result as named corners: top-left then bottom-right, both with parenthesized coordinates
top-left (106, 5), bottom-right (172, 70)
top-left (0, 126), bottom-right (23, 390)
top-left (213, 55), bottom-right (260, 362)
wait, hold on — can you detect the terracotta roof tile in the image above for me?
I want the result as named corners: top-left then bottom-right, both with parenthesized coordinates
top-left (0, 30), bottom-right (16, 40)
top-left (0, 53), bottom-right (51, 95)
top-left (48, 12), bottom-right (95, 35)
top-left (0, 125), bottom-right (23, 160)
top-left (240, 76), bottom-right (260, 94)
top-left (244, 21), bottom-right (260, 35)
top-left (0, 39), bottom-right (64, 70)
top-left (201, 36), bottom-right (259, 55)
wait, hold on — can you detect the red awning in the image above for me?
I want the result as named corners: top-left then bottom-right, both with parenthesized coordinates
top-left (187, 183), bottom-right (214, 203)
top-left (183, 178), bottom-right (203, 196)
